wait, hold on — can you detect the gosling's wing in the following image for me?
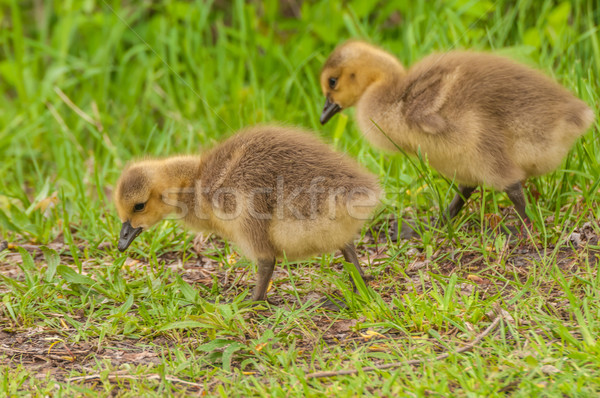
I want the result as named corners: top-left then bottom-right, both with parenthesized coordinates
top-left (400, 61), bottom-right (461, 135)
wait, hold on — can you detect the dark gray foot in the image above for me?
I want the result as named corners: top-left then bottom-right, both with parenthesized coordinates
top-left (390, 218), bottom-right (427, 241)
top-left (319, 296), bottom-right (348, 311)
top-left (482, 224), bottom-right (520, 241)
top-left (399, 220), bottom-right (423, 240)
top-left (389, 219), bottom-right (398, 241)
top-left (243, 297), bottom-right (276, 307)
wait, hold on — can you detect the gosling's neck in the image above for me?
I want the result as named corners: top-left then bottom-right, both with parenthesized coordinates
top-left (355, 53), bottom-right (407, 148)
top-left (359, 52), bottom-right (406, 106)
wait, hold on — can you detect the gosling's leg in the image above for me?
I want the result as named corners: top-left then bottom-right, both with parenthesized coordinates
top-left (392, 218), bottom-right (426, 240)
top-left (392, 185), bottom-right (477, 241)
top-left (445, 185), bottom-right (477, 221)
top-left (340, 242), bottom-right (370, 292)
top-left (251, 257), bottom-right (276, 301)
top-left (505, 182), bottom-right (532, 232)
top-left (321, 242), bottom-right (369, 311)
top-left (389, 219), bottom-right (399, 241)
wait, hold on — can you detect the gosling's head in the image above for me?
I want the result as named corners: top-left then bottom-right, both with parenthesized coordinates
top-left (114, 161), bottom-right (173, 252)
top-left (319, 41), bottom-right (404, 124)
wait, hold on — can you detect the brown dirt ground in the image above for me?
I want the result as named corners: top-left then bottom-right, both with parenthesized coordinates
top-left (1, 219), bottom-right (598, 391)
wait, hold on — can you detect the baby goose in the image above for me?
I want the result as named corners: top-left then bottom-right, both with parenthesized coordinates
top-left (320, 41), bottom-right (594, 231)
top-left (115, 125), bottom-right (381, 304)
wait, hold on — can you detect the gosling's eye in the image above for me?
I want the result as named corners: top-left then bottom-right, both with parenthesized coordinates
top-left (328, 77), bottom-right (337, 89)
top-left (133, 203), bottom-right (145, 212)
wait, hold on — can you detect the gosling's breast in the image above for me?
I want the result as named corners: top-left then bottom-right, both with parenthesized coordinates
top-left (356, 101), bottom-right (416, 153)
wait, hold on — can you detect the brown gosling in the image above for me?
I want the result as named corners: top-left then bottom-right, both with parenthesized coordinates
top-left (319, 40), bottom-right (595, 233)
top-left (114, 125), bottom-right (382, 304)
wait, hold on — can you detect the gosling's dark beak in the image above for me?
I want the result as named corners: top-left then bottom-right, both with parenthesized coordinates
top-left (320, 98), bottom-right (342, 125)
top-left (118, 221), bottom-right (143, 252)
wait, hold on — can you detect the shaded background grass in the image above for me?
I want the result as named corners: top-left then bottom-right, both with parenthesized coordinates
top-left (1, 0), bottom-right (599, 396)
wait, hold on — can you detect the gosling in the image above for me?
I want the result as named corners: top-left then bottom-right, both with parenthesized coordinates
top-left (319, 41), bottom-right (594, 233)
top-left (114, 125), bottom-right (382, 304)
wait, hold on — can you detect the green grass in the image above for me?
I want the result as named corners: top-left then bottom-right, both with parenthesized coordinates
top-left (1, 0), bottom-right (599, 396)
